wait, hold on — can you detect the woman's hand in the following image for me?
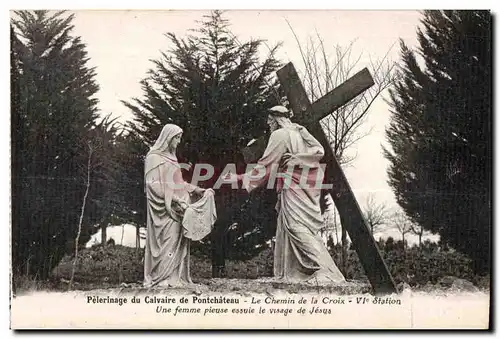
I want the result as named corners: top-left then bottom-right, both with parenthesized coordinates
top-left (178, 200), bottom-right (189, 212)
top-left (193, 186), bottom-right (206, 196)
top-left (224, 172), bottom-right (241, 183)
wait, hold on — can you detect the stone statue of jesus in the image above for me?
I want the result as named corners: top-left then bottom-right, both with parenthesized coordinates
top-left (231, 105), bottom-right (346, 285)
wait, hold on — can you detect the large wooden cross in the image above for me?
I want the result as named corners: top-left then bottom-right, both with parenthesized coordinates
top-left (242, 62), bottom-right (397, 295)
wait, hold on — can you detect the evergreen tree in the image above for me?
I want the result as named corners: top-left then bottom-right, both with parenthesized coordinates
top-left (114, 131), bottom-right (149, 226)
top-left (78, 115), bottom-right (130, 247)
top-left (123, 11), bottom-right (282, 273)
top-left (11, 10), bottom-right (100, 279)
top-left (384, 10), bottom-right (492, 273)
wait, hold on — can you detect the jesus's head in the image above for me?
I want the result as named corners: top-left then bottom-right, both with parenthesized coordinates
top-left (267, 105), bottom-right (293, 132)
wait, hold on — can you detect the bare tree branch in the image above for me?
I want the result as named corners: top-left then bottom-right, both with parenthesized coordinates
top-left (363, 193), bottom-right (389, 234)
top-left (285, 21), bottom-right (398, 272)
top-left (69, 141), bottom-right (93, 290)
top-left (409, 222), bottom-right (425, 246)
top-left (286, 23), bottom-right (398, 166)
top-left (390, 210), bottom-right (413, 250)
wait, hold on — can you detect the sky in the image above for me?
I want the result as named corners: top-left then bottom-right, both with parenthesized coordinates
top-left (38, 10), bottom-right (439, 243)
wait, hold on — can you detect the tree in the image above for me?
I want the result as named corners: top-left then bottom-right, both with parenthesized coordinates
top-left (80, 115), bottom-right (128, 247)
top-left (363, 193), bottom-right (389, 235)
top-left (321, 193), bottom-right (339, 245)
top-left (286, 22), bottom-right (398, 167)
top-left (391, 210), bottom-right (412, 251)
top-left (122, 10), bottom-right (283, 275)
top-left (11, 10), bottom-right (100, 280)
top-left (11, 24), bottom-right (22, 274)
top-left (384, 10), bottom-right (492, 273)
top-left (409, 223), bottom-right (425, 247)
top-left (286, 22), bottom-right (398, 273)
top-left (111, 129), bottom-right (150, 252)
top-left (70, 140), bottom-right (93, 290)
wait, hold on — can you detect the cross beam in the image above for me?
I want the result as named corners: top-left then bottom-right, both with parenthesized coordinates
top-left (243, 62), bottom-right (397, 295)
top-left (241, 67), bottom-right (375, 163)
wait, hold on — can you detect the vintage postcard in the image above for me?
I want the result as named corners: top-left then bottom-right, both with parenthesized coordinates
top-left (9, 9), bottom-right (491, 329)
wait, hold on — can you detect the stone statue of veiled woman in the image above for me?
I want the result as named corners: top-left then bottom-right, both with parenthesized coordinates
top-left (143, 124), bottom-right (206, 288)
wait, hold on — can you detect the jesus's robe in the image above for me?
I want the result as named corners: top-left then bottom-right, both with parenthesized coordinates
top-left (244, 123), bottom-right (346, 284)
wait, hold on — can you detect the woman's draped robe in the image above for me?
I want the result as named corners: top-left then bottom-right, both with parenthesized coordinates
top-left (143, 152), bottom-right (197, 288)
top-left (244, 124), bottom-right (346, 284)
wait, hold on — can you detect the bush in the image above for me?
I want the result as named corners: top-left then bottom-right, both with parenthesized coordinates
top-left (226, 247), bottom-right (273, 279)
top-left (50, 238), bottom-right (485, 290)
top-left (53, 245), bottom-right (145, 286)
top-left (328, 239), bottom-right (477, 287)
top-left (52, 243), bottom-right (275, 287)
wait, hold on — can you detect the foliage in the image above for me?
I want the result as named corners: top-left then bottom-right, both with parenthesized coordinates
top-left (121, 10), bottom-right (283, 259)
top-left (52, 243), bottom-right (273, 286)
top-left (54, 245), bottom-right (144, 286)
top-left (83, 116), bottom-right (126, 227)
top-left (383, 10), bottom-right (492, 273)
top-left (48, 237), bottom-right (487, 291)
top-left (329, 238), bottom-right (477, 287)
top-left (11, 10), bottom-right (101, 280)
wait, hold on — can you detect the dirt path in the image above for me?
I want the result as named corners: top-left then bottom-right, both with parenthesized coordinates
top-left (107, 278), bottom-right (373, 296)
